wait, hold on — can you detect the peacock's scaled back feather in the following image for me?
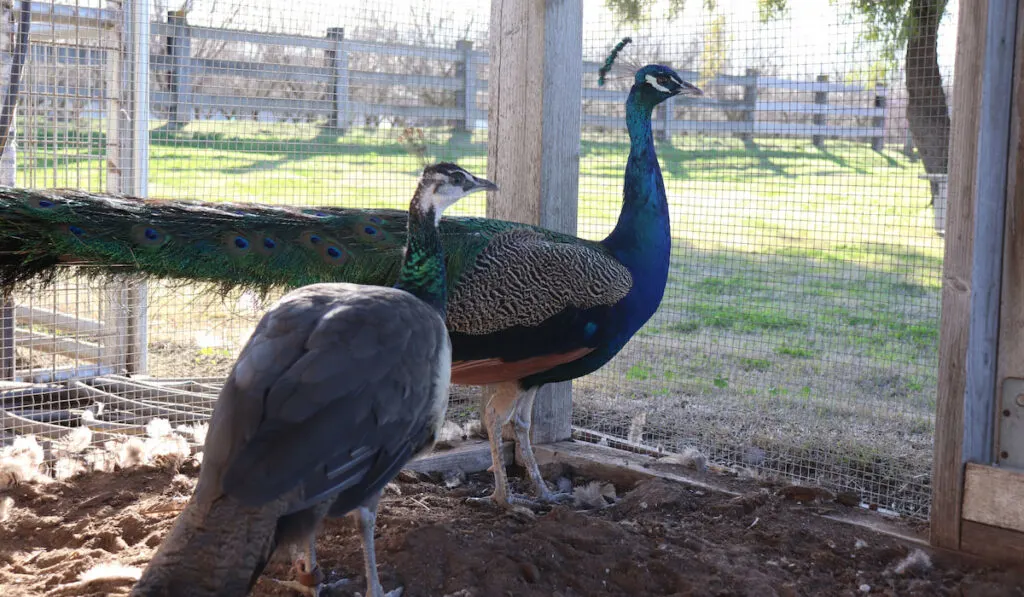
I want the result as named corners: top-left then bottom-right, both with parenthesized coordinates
top-left (0, 186), bottom-right (594, 295)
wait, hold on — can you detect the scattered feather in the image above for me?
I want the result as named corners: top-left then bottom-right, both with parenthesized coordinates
top-left (145, 418), bottom-right (173, 439)
top-left (627, 411), bottom-right (647, 444)
top-left (891, 549), bottom-right (932, 576)
top-left (656, 447), bottom-right (708, 472)
top-left (54, 426), bottom-right (93, 455)
top-left (52, 456), bottom-right (85, 481)
top-left (574, 480), bottom-right (615, 510)
top-left (0, 495), bottom-right (13, 522)
top-left (116, 437), bottom-right (146, 469)
top-left (78, 562), bottom-right (143, 583)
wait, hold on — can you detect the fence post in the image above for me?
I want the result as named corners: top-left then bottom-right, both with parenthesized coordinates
top-left (486, 0), bottom-right (582, 448)
top-left (0, 1), bottom-right (17, 379)
top-left (740, 67), bottom-right (758, 142)
top-left (166, 9), bottom-right (191, 130)
top-left (656, 97), bottom-right (673, 142)
top-left (812, 73), bottom-right (829, 148)
top-left (871, 82), bottom-right (887, 151)
top-left (103, 0), bottom-right (150, 375)
top-left (455, 40), bottom-right (477, 133)
top-left (325, 27), bottom-right (348, 133)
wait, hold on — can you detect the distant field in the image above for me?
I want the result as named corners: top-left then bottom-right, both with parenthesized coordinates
top-left (18, 120), bottom-right (942, 516)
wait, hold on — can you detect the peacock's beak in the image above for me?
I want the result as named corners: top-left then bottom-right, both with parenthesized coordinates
top-left (675, 80), bottom-right (703, 97)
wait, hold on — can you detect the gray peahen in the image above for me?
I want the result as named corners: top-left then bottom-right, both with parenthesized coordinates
top-left (0, 42), bottom-right (701, 511)
top-left (129, 163), bottom-right (495, 597)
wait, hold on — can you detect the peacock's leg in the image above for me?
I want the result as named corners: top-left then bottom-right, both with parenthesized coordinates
top-left (467, 381), bottom-right (536, 515)
top-left (511, 386), bottom-right (573, 505)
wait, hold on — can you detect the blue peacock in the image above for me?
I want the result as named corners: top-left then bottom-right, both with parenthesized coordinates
top-left (0, 41), bottom-right (701, 510)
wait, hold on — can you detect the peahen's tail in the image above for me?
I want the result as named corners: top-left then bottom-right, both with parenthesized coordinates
top-left (130, 493), bottom-right (284, 597)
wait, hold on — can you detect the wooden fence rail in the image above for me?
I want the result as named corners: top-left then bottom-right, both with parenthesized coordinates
top-left (23, 5), bottom-right (888, 147)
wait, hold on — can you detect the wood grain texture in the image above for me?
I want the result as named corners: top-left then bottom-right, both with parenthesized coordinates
top-left (405, 440), bottom-right (514, 475)
top-left (960, 520), bottom-right (1024, 565)
top-left (962, 463), bottom-right (1024, 533)
top-left (931, 0), bottom-right (988, 550)
top-left (485, 0), bottom-right (583, 446)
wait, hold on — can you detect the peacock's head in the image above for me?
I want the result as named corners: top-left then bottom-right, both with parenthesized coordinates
top-left (416, 162), bottom-right (498, 223)
top-left (634, 64), bottom-right (703, 103)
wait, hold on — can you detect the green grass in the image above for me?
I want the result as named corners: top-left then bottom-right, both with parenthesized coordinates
top-left (19, 119), bottom-right (943, 516)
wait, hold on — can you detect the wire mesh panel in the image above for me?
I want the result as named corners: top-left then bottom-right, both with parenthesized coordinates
top-left (3, 0), bottom-right (490, 462)
top-left (2, 0), bottom-right (956, 521)
top-left (573, 0), bottom-right (955, 519)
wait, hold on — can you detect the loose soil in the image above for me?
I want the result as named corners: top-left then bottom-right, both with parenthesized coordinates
top-left (0, 461), bottom-right (1021, 597)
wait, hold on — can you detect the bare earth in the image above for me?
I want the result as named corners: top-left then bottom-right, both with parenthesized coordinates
top-left (0, 462), bottom-right (1021, 597)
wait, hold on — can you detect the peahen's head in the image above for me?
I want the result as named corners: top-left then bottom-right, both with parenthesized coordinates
top-left (633, 64), bottom-right (703, 105)
top-left (414, 162), bottom-right (497, 223)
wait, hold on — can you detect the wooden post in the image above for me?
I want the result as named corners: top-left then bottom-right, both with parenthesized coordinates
top-left (931, 0), bottom-right (1017, 551)
top-left (656, 97), bottom-right (673, 142)
top-left (325, 27), bottom-right (348, 133)
top-left (455, 40), bottom-right (477, 133)
top-left (740, 67), bottom-right (758, 142)
top-left (871, 83), bottom-right (887, 151)
top-left (0, 0), bottom-right (17, 380)
top-left (812, 73), bottom-right (828, 148)
top-left (485, 0), bottom-right (582, 446)
top-left (166, 9), bottom-right (191, 130)
top-left (103, 0), bottom-right (149, 375)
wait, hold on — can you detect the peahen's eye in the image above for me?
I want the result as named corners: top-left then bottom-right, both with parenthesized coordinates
top-left (450, 172), bottom-right (465, 185)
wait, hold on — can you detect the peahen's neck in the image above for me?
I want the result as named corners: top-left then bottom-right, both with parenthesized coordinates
top-left (601, 87), bottom-right (672, 276)
top-left (394, 193), bottom-right (447, 314)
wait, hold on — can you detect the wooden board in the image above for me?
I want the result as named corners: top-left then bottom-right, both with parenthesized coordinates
top-left (406, 440), bottom-right (513, 476)
top-left (932, 0), bottom-right (993, 550)
top-left (962, 463), bottom-right (1024, 534)
top-left (960, 520), bottom-right (1024, 565)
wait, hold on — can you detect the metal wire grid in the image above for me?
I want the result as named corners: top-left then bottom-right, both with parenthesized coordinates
top-left (573, 1), bottom-right (954, 519)
top-left (4, 0), bottom-right (955, 520)
top-left (3, 0), bottom-right (491, 462)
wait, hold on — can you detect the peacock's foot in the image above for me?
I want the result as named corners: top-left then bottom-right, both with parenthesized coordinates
top-left (466, 492), bottom-right (541, 518)
top-left (534, 487), bottom-right (575, 506)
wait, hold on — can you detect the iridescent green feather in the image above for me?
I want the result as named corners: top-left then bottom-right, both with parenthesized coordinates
top-left (0, 187), bottom-right (595, 295)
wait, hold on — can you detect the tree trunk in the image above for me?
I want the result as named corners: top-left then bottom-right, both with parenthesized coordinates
top-left (904, 0), bottom-right (950, 205)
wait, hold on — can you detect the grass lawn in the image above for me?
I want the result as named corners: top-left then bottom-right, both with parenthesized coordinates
top-left (18, 120), bottom-right (942, 517)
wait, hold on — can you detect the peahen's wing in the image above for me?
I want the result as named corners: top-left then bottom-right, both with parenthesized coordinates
top-left (196, 282), bottom-right (450, 514)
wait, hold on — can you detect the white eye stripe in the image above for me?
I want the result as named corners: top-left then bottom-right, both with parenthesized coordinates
top-left (645, 74), bottom-right (671, 93)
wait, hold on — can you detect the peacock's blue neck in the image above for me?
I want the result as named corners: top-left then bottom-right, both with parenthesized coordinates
top-left (601, 88), bottom-right (672, 313)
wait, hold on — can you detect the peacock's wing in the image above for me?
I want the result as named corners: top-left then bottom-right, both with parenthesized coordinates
top-left (197, 282), bottom-right (450, 516)
top-left (445, 228), bottom-right (633, 384)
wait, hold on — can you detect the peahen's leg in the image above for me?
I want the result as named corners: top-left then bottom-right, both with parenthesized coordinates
top-left (269, 534), bottom-right (325, 595)
top-left (467, 381), bottom-right (536, 514)
top-left (351, 495), bottom-right (403, 597)
top-left (511, 386), bottom-right (573, 505)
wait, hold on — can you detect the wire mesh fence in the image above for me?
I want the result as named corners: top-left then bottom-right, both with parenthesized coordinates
top-left (2, 0), bottom-right (954, 519)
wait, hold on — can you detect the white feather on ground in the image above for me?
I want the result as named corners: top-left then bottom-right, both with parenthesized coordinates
top-left (0, 435), bottom-right (47, 489)
top-left (656, 447), bottom-right (708, 472)
top-left (573, 480), bottom-right (617, 510)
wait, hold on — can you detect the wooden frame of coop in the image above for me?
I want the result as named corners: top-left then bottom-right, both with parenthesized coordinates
top-left (931, 0), bottom-right (1024, 564)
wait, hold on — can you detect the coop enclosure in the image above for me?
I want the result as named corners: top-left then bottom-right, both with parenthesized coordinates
top-left (0, 0), bottom-right (967, 535)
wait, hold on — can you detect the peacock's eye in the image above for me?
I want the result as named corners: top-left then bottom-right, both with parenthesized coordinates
top-left (657, 75), bottom-right (670, 86)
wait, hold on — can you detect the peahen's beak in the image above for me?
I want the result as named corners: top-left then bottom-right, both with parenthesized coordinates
top-left (472, 176), bottom-right (498, 193)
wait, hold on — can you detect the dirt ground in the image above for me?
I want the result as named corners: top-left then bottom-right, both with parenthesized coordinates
top-left (0, 459), bottom-right (1021, 597)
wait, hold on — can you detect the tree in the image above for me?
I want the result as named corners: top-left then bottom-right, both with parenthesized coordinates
top-left (606, 0), bottom-right (951, 202)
